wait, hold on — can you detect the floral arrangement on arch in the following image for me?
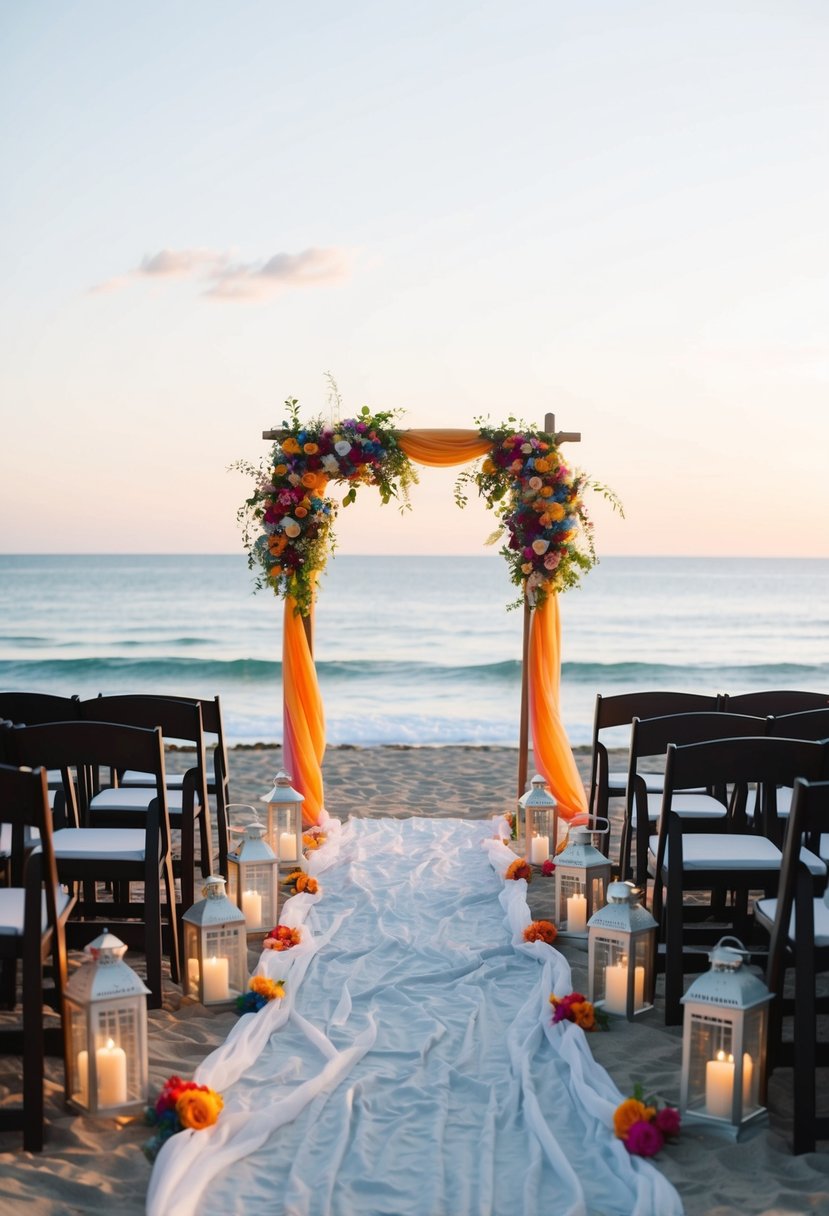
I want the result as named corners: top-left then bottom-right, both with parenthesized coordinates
top-left (613, 1085), bottom-right (681, 1157)
top-left (455, 418), bottom-right (622, 608)
top-left (143, 1075), bottom-right (223, 1161)
top-left (234, 395), bottom-right (417, 615)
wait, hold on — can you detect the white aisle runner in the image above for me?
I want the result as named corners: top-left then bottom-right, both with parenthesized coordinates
top-left (147, 818), bottom-right (683, 1216)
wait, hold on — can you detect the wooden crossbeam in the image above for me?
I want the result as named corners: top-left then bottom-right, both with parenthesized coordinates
top-left (263, 413), bottom-right (581, 443)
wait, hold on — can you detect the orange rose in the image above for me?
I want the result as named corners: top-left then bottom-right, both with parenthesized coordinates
top-left (547, 502), bottom-right (566, 521)
top-left (570, 1001), bottom-right (596, 1031)
top-left (613, 1098), bottom-right (656, 1141)
top-left (301, 472), bottom-right (319, 490)
top-left (295, 506), bottom-right (308, 518)
top-left (274, 463), bottom-right (288, 476)
top-left (534, 458), bottom-right (550, 473)
top-left (303, 442), bottom-right (319, 454)
top-left (281, 438), bottom-right (300, 455)
top-left (268, 535), bottom-right (287, 555)
top-left (540, 485), bottom-right (553, 498)
top-left (176, 1087), bottom-right (223, 1130)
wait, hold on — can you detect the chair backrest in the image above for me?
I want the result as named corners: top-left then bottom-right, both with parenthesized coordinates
top-left (722, 690), bottom-right (829, 716)
top-left (768, 707), bottom-right (829, 742)
top-left (766, 778), bottom-right (829, 997)
top-left (629, 711), bottom-right (767, 765)
top-left (0, 763), bottom-right (61, 905)
top-left (663, 736), bottom-right (827, 830)
top-left (10, 720), bottom-right (169, 836)
top-left (0, 692), bottom-right (81, 725)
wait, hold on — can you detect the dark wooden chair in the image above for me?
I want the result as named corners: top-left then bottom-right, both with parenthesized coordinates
top-left (650, 736), bottom-right (828, 1024)
top-left (77, 695), bottom-right (211, 920)
top-left (722, 690), bottom-right (829, 716)
top-left (755, 778), bottom-right (829, 1153)
top-left (0, 693), bottom-right (81, 724)
top-left (10, 720), bottom-right (180, 1008)
top-left (760, 708), bottom-right (829, 845)
top-left (588, 691), bottom-right (721, 838)
top-left (621, 711), bottom-right (767, 886)
top-left (0, 764), bottom-right (74, 1150)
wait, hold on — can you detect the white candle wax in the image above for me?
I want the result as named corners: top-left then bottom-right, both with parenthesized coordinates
top-left (604, 961), bottom-right (646, 1014)
top-left (530, 835), bottom-right (550, 864)
top-left (96, 1039), bottom-right (128, 1107)
top-left (279, 831), bottom-right (298, 861)
top-left (202, 955), bottom-right (230, 1002)
top-left (187, 957), bottom-right (200, 989)
top-left (705, 1051), bottom-right (735, 1119)
top-left (241, 889), bottom-right (263, 928)
top-left (566, 893), bottom-right (587, 933)
top-left (76, 1050), bottom-right (89, 1107)
top-left (742, 1051), bottom-right (754, 1106)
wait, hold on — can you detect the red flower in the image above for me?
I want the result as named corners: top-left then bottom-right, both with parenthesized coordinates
top-left (541, 859), bottom-right (556, 876)
top-left (653, 1106), bottom-right (681, 1139)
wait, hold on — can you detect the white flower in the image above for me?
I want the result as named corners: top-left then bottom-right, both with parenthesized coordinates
top-left (334, 440), bottom-right (351, 456)
top-left (521, 443), bottom-right (533, 454)
top-left (281, 517), bottom-right (301, 538)
top-left (288, 473), bottom-right (301, 486)
top-left (322, 454), bottom-right (339, 473)
top-left (528, 476), bottom-right (542, 491)
top-left (531, 538), bottom-right (550, 555)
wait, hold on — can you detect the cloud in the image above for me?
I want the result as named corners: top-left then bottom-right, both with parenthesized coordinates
top-left (91, 246), bottom-right (354, 300)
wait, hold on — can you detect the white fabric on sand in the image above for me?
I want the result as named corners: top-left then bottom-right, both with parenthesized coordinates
top-left (147, 816), bottom-right (683, 1216)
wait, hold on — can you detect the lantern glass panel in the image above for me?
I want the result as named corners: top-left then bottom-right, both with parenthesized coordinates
top-left (687, 1011), bottom-right (738, 1117)
top-left (67, 1003), bottom-right (89, 1108)
top-left (632, 936), bottom-right (653, 1010)
top-left (238, 862), bottom-right (278, 931)
top-left (589, 873), bottom-right (608, 910)
top-left (556, 868), bottom-right (586, 926)
top-left (201, 924), bottom-right (246, 1000)
top-left (590, 933), bottom-right (618, 1003)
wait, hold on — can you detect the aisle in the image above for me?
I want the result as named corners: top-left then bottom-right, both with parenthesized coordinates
top-left (147, 818), bottom-right (682, 1216)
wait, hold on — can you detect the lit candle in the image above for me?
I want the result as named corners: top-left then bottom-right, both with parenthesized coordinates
top-left (241, 889), bottom-right (263, 928)
top-left (530, 835), bottom-right (550, 864)
top-left (742, 1051), bottom-right (754, 1106)
top-left (187, 957), bottom-right (200, 988)
top-left (279, 831), bottom-right (297, 861)
top-left (705, 1050), bottom-right (735, 1118)
top-left (202, 955), bottom-right (230, 1002)
top-left (96, 1039), bottom-right (128, 1107)
top-left (566, 893), bottom-right (587, 933)
top-left (603, 959), bottom-right (646, 1014)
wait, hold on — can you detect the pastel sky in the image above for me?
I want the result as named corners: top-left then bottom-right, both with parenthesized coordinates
top-left (1, 1), bottom-right (827, 557)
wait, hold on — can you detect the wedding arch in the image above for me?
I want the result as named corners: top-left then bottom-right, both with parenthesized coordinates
top-left (238, 404), bottom-right (615, 826)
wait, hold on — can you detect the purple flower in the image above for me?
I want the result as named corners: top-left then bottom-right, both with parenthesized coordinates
top-left (625, 1120), bottom-right (664, 1157)
top-left (653, 1106), bottom-right (681, 1139)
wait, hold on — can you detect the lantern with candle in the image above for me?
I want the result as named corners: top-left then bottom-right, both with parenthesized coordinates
top-left (260, 771), bottom-right (305, 868)
top-left (182, 876), bottom-right (247, 1006)
top-left (554, 825), bottom-right (612, 936)
top-left (680, 938), bottom-right (772, 1136)
top-left (226, 814), bottom-right (279, 939)
top-left (587, 882), bottom-right (657, 1019)
top-left (65, 930), bottom-right (149, 1116)
top-left (518, 773), bottom-right (559, 863)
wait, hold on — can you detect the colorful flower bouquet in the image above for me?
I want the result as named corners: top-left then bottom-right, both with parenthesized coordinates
top-left (505, 858), bottom-right (532, 883)
top-left (143, 1076), bottom-right (223, 1162)
top-left (302, 827), bottom-right (327, 851)
top-left (236, 975), bottom-right (286, 1014)
top-left (284, 869), bottom-right (319, 895)
top-left (263, 924), bottom-right (302, 952)
top-left (550, 991), bottom-right (608, 1032)
top-left (523, 920), bottom-right (558, 945)
top-left (613, 1084), bottom-right (681, 1157)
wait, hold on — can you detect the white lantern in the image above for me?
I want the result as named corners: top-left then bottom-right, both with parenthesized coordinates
top-left (553, 826), bottom-right (612, 935)
top-left (226, 816), bottom-right (279, 938)
top-left (680, 938), bottom-right (772, 1136)
top-left (65, 930), bottom-right (149, 1116)
top-left (518, 774), bottom-right (560, 862)
top-left (587, 882), bottom-right (657, 1019)
top-left (260, 770), bottom-right (304, 867)
top-left (182, 876), bottom-right (247, 1006)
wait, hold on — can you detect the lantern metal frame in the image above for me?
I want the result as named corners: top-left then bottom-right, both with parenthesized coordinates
top-left (587, 881), bottom-right (657, 1019)
top-left (553, 824), bottom-right (612, 936)
top-left (260, 770), bottom-right (305, 868)
top-left (226, 816), bottom-right (280, 939)
top-left (518, 773), bottom-right (559, 863)
top-left (680, 937), bottom-right (772, 1137)
top-left (182, 876), bottom-right (248, 1006)
top-left (64, 930), bottom-right (150, 1117)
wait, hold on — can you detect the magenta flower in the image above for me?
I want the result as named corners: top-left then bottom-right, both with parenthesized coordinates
top-left (653, 1106), bottom-right (681, 1139)
top-left (625, 1120), bottom-right (664, 1157)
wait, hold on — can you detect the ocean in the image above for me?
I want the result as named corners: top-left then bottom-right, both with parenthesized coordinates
top-left (1, 554), bottom-right (827, 749)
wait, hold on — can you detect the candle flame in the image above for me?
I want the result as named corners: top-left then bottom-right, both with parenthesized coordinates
top-left (716, 1049), bottom-right (727, 1062)
top-left (105, 1038), bottom-right (115, 1051)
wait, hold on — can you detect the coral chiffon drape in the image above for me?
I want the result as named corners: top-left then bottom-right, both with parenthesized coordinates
top-left (280, 427), bottom-right (587, 824)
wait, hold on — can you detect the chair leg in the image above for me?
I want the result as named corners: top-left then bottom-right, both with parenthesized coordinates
top-left (664, 880), bottom-right (684, 1026)
top-left (162, 852), bottom-right (180, 987)
top-left (21, 933), bottom-right (45, 1150)
top-left (793, 943), bottom-right (817, 1154)
top-left (143, 866), bottom-right (163, 1010)
top-left (197, 805), bottom-right (213, 880)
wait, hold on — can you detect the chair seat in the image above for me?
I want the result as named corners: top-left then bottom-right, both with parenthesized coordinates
top-left (649, 835), bottom-right (825, 875)
top-left (755, 897), bottom-right (829, 949)
top-left (120, 769), bottom-right (215, 795)
top-left (645, 792), bottom-right (726, 820)
top-left (89, 787), bottom-right (184, 814)
top-left (749, 785), bottom-right (794, 821)
top-left (52, 828), bottom-right (147, 863)
top-left (0, 887), bottom-right (73, 936)
top-left (821, 834), bottom-right (829, 864)
top-left (610, 770), bottom-right (665, 793)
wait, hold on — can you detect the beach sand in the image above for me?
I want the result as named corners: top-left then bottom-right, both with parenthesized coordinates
top-left (1, 745), bottom-right (827, 1215)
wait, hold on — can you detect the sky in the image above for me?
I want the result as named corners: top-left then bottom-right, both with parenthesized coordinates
top-left (1, 0), bottom-right (827, 557)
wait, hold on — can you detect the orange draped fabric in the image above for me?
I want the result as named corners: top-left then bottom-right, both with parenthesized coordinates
top-left (282, 597), bottom-right (325, 825)
top-left (398, 429), bottom-right (492, 467)
top-left (528, 594), bottom-right (589, 821)
top-left (279, 428), bottom-right (587, 821)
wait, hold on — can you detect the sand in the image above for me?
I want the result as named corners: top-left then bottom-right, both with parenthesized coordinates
top-left (1, 745), bottom-right (827, 1216)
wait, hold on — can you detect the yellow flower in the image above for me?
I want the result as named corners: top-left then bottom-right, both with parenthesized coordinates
top-left (540, 485), bottom-right (553, 498)
top-left (274, 463), bottom-right (288, 476)
top-left (521, 562), bottom-right (533, 575)
top-left (281, 437), bottom-right (300, 455)
top-left (534, 458), bottom-right (550, 473)
top-left (547, 502), bottom-right (566, 521)
top-left (482, 458), bottom-right (496, 474)
top-left (176, 1088), bottom-right (223, 1131)
top-left (613, 1098), bottom-right (656, 1141)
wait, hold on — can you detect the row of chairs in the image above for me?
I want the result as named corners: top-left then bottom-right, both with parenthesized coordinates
top-left (0, 691), bottom-right (233, 1151)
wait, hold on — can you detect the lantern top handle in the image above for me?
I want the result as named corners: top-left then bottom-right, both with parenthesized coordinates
top-left (709, 937), bottom-right (749, 970)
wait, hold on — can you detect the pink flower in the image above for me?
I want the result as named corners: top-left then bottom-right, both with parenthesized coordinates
top-left (543, 552), bottom-right (561, 571)
top-left (625, 1120), bottom-right (664, 1157)
top-left (653, 1106), bottom-right (681, 1139)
